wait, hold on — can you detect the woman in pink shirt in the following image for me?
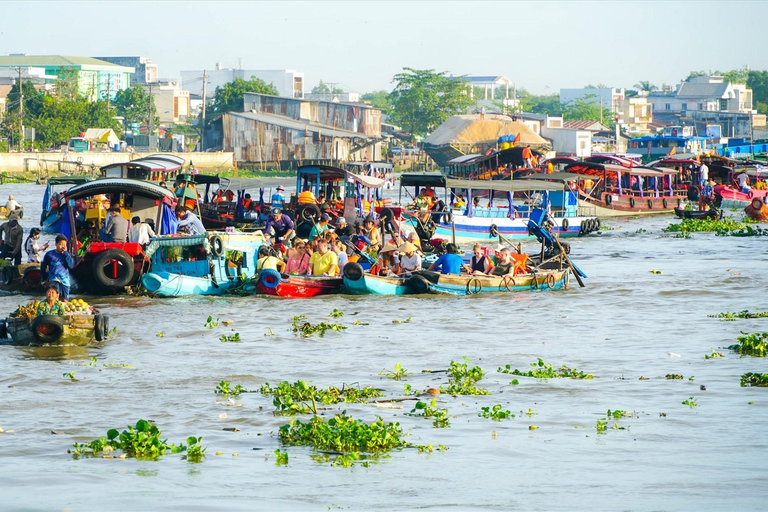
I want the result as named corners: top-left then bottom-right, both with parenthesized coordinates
top-left (284, 240), bottom-right (310, 275)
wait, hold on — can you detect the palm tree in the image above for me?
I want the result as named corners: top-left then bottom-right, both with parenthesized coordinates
top-left (634, 81), bottom-right (657, 92)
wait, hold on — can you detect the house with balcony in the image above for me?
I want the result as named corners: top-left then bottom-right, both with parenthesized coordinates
top-left (618, 96), bottom-right (653, 134)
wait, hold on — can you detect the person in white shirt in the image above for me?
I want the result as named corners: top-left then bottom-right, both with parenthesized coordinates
top-left (24, 227), bottom-right (48, 263)
top-left (5, 195), bottom-right (22, 212)
top-left (128, 216), bottom-right (156, 245)
top-left (699, 162), bottom-right (709, 187)
top-left (737, 171), bottom-right (750, 192)
top-left (397, 241), bottom-right (422, 274)
top-left (333, 239), bottom-right (349, 270)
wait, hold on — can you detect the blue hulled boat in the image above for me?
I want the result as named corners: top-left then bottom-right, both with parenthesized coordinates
top-left (341, 263), bottom-right (419, 295)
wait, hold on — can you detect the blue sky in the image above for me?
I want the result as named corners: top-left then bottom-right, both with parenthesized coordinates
top-left (2, 1), bottom-right (766, 94)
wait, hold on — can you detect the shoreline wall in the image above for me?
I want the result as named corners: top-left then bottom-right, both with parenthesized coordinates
top-left (0, 151), bottom-right (235, 174)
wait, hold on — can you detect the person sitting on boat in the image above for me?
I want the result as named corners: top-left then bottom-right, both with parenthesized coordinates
top-left (36, 284), bottom-right (65, 317)
top-left (308, 213), bottom-right (331, 241)
top-left (333, 239), bottom-right (349, 271)
top-left (100, 207), bottom-right (129, 243)
top-left (25, 228), bottom-right (48, 264)
top-left (175, 205), bottom-right (206, 235)
top-left (454, 195), bottom-right (466, 209)
top-left (271, 185), bottom-right (285, 209)
top-left (375, 242), bottom-right (400, 276)
top-left (128, 216), bottom-right (156, 245)
top-left (699, 179), bottom-right (715, 211)
top-left (257, 245), bottom-right (285, 273)
top-left (405, 231), bottom-right (423, 253)
top-left (334, 217), bottom-right (354, 241)
top-left (213, 190), bottom-right (225, 203)
top-left (40, 235), bottom-right (74, 301)
top-left (412, 188), bottom-right (433, 211)
top-left (463, 243), bottom-right (492, 275)
top-left (308, 238), bottom-right (339, 277)
top-left (398, 241), bottom-right (421, 275)
top-left (490, 248), bottom-right (515, 276)
top-left (0, 212), bottom-right (24, 265)
top-left (427, 243), bottom-right (463, 275)
top-left (5, 194), bottom-right (22, 212)
top-left (241, 194), bottom-right (253, 210)
top-left (284, 239), bottom-right (311, 275)
top-left (264, 208), bottom-right (295, 244)
top-left (361, 216), bottom-right (380, 247)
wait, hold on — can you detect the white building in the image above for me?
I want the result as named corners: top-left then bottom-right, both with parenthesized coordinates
top-left (646, 76), bottom-right (753, 114)
top-left (142, 81), bottom-right (190, 124)
top-left (181, 65), bottom-right (304, 99)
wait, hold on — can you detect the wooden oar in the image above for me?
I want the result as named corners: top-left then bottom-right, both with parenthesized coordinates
top-left (552, 235), bottom-right (585, 288)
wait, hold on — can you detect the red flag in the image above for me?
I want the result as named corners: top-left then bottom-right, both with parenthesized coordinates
top-left (513, 133), bottom-right (521, 144)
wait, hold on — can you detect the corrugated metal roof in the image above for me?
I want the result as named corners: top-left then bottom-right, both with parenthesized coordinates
top-left (676, 82), bottom-right (729, 99)
top-left (0, 55), bottom-right (129, 69)
top-left (562, 120), bottom-right (607, 131)
top-left (230, 111), bottom-right (367, 139)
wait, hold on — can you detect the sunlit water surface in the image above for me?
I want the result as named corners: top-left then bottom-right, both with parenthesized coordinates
top-left (0, 182), bottom-right (767, 511)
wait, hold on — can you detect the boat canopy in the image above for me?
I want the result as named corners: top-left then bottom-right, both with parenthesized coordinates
top-left (400, 173), bottom-right (447, 188)
top-left (585, 155), bottom-right (636, 167)
top-left (540, 157), bottom-right (579, 166)
top-left (63, 178), bottom-right (177, 201)
top-left (100, 155), bottom-right (185, 176)
top-left (525, 172), bottom-right (584, 182)
top-left (219, 177), bottom-right (269, 191)
top-left (566, 161), bottom-right (667, 179)
top-left (47, 175), bottom-right (94, 186)
top-left (446, 146), bottom-right (545, 168)
top-left (144, 154), bottom-right (186, 166)
top-left (297, 164), bottom-right (385, 189)
top-left (445, 178), bottom-right (565, 192)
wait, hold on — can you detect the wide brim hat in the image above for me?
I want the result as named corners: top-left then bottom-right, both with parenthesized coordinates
top-left (398, 241), bottom-right (417, 254)
top-left (380, 242), bottom-right (398, 253)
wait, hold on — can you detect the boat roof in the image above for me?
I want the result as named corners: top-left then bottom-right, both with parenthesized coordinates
top-left (565, 161), bottom-right (666, 177)
top-left (298, 164), bottom-right (385, 188)
top-left (63, 178), bottom-right (177, 201)
top-left (525, 172), bottom-right (584, 182)
top-left (219, 177), bottom-right (269, 191)
top-left (541, 156), bottom-right (579, 165)
top-left (585, 155), bottom-right (635, 167)
top-left (100, 155), bottom-right (185, 174)
top-left (399, 173), bottom-right (564, 192)
top-left (445, 147), bottom-right (545, 167)
top-left (47, 175), bottom-right (94, 186)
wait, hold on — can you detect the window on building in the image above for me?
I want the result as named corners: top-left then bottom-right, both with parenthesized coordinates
top-left (665, 104), bottom-right (670, 110)
top-left (698, 103), bottom-right (703, 110)
top-left (720, 98), bottom-right (728, 110)
top-left (294, 77), bottom-right (303, 98)
top-left (682, 104), bottom-right (687, 111)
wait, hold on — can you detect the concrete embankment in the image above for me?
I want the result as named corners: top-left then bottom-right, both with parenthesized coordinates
top-left (0, 151), bottom-right (235, 175)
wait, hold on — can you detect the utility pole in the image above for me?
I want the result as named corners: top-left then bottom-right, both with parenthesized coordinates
top-left (201, 70), bottom-right (207, 151)
top-left (148, 82), bottom-right (154, 137)
top-left (18, 67), bottom-right (24, 151)
top-left (106, 74), bottom-right (112, 110)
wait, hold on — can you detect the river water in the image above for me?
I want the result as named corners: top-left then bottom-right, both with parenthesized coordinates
top-left (0, 182), bottom-right (767, 511)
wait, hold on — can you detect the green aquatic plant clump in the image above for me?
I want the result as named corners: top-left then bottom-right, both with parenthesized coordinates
top-left (439, 358), bottom-right (490, 395)
top-left (728, 332), bottom-right (768, 357)
top-left (70, 419), bottom-right (206, 463)
top-left (261, 380), bottom-right (383, 416)
top-left (215, 380), bottom-right (248, 397)
top-left (662, 218), bottom-right (746, 235)
top-left (498, 358), bottom-right (594, 379)
top-left (705, 350), bottom-right (725, 359)
top-left (478, 404), bottom-right (514, 421)
top-left (740, 373), bottom-right (768, 387)
top-left (279, 413), bottom-right (407, 454)
top-left (709, 310), bottom-right (768, 321)
top-left (291, 315), bottom-right (347, 337)
top-left (379, 363), bottom-right (408, 381)
top-left (409, 398), bottom-right (450, 428)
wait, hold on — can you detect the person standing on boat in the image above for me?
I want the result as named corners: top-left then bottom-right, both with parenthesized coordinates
top-left (265, 208), bottom-right (295, 244)
top-left (175, 205), bottom-right (205, 235)
top-left (5, 194), bottom-right (22, 212)
top-left (40, 235), bottom-right (74, 301)
top-left (308, 238), bottom-right (339, 277)
top-left (271, 185), bottom-right (285, 209)
top-left (737, 171), bottom-right (750, 193)
top-left (699, 179), bottom-right (715, 211)
top-left (128, 216), bottom-right (156, 245)
top-left (427, 243), bottom-right (463, 275)
top-left (699, 161), bottom-right (709, 187)
top-left (36, 284), bottom-right (65, 317)
top-left (0, 212), bottom-right (24, 265)
top-left (25, 228), bottom-right (48, 263)
top-left (522, 146), bottom-right (533, 167)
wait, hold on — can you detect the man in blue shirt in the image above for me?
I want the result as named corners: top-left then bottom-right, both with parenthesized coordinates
top-left (175, 205), bottom-right (206, 235)
top-left (309, 213), bottom-right (332, 241)
top-left (264, 208), bottom-right (295, 243)
top-left (40, 234), bottom-right (75, 300)
top-left (427, 243), bottom-right (463, 275)
top-left (271, 185), bottom-right (285, 209)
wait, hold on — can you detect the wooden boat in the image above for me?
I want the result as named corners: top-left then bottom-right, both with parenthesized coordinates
top-left (673, 207), bottom-right (722, 220)
top-left (0, 205), bottom-right (24, 220)
top-left (408, 268), bottom-right (570, 295)
top-left (0, 313), bottom-right (109, 345)
top-left (342, 263), bottom-right (420, 295)
top-left (0, 262), bottom-right (44, 292)
top-left (255, 269), bottom-right (343, 298)
top-left (140, 231), bottom-right (267, 297)
top-left (563, 161), bottom-right (687, 217)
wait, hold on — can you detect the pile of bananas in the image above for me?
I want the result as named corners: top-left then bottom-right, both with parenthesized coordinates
top-left (11, 301), bottom-right (42, 319)
top-left (64, 299), bottom-right (90, 314)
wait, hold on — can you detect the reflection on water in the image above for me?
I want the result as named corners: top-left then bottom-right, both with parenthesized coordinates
top-left (0, 183), bottom-right (767, 511)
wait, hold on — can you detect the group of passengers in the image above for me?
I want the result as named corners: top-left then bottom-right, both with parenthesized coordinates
top-left (428, 242), bottom-right (528, 278)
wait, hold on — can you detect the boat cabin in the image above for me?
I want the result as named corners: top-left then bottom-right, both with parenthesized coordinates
top-left (291, 164), bottom-right (386, 221)
top-left (443, 147), bottom-right (545, 180)
top-left (100, 154), bottom-right (185, 182)
top-left (564, 161), bottom-right (684, 200)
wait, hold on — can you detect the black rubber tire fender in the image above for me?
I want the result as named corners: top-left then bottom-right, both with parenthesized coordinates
top-left (94, 314), bottom-right (105, 341)
top-left (30, 315), bottom-right (65, 343)
top-left (561, 218), bottom-right (569, 231)
top-left (379, 208), bottom-right (394, 225)
top-left (687, 185), bottom-right (699, 202)
top-left (752, 198), bottom-right (764, 210)
top-left (489, 224), bottom-right (499, 237)
top-left (17, 209), bottom-right (23, 219)
top-left (342, 262), bottom-right (364, 281)
top-left (662, 198), bottom-right (668, 209)
top-left (605, 194), bottom-right (613, 206)
top-left (300, 204), bottom-right (321, 221)
top-left (22, 266), bottom-right (42, 288)
top-left (629, 197), bottom-right (636, 208)
top-left (0, 319), bottom-right (7, 339)
top-left (92, 249), bottom-right (136, 289)
top-left (595, 218), bottom-right (602, 230)
top-left (209, 235), bottom-right (225, 258)
top-left (442, 210), bottom-right (453, 224)
top-left (647, 199), bottom-right (653, 209)
top-left (406, 274), bottom-right (431, 293)
top-left (2, 265), bottom-right (17, 286)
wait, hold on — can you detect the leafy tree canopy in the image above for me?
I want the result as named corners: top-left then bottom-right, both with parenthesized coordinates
top-left (208, 77), bottom-right (278, 118)
top-left (113, 85), bottom-right (158, 128)
top-left (312, 80), bottom-right (343, 94)
top-left (361, 90), bottom-right (391, 111)
top-left (387, 68), bottom-right (473, 136)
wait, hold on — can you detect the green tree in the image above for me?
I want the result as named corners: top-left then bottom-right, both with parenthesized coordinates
top-left (208, 76), bottom-right (278, 118)
top-left (634, 80), bottom-right (657, 92)
top-left (584, 84), bottom-right (608, 89)
top-left (388, 68), bottom-right (473, 136)
top-left (721, 67), bottom-right (749, 84)
top-left (747, 70), bottom-right (768, 114)
top-left (685, 70), bottom-right (708, 81)
top-left (113, 85), bottom-right (158, 128)
top-left (312, 80), bottom-right (343, 94)
top-left (561, 97), bottom-right (615, 129)
top-left (361, 90), bottom-right (391, 111)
